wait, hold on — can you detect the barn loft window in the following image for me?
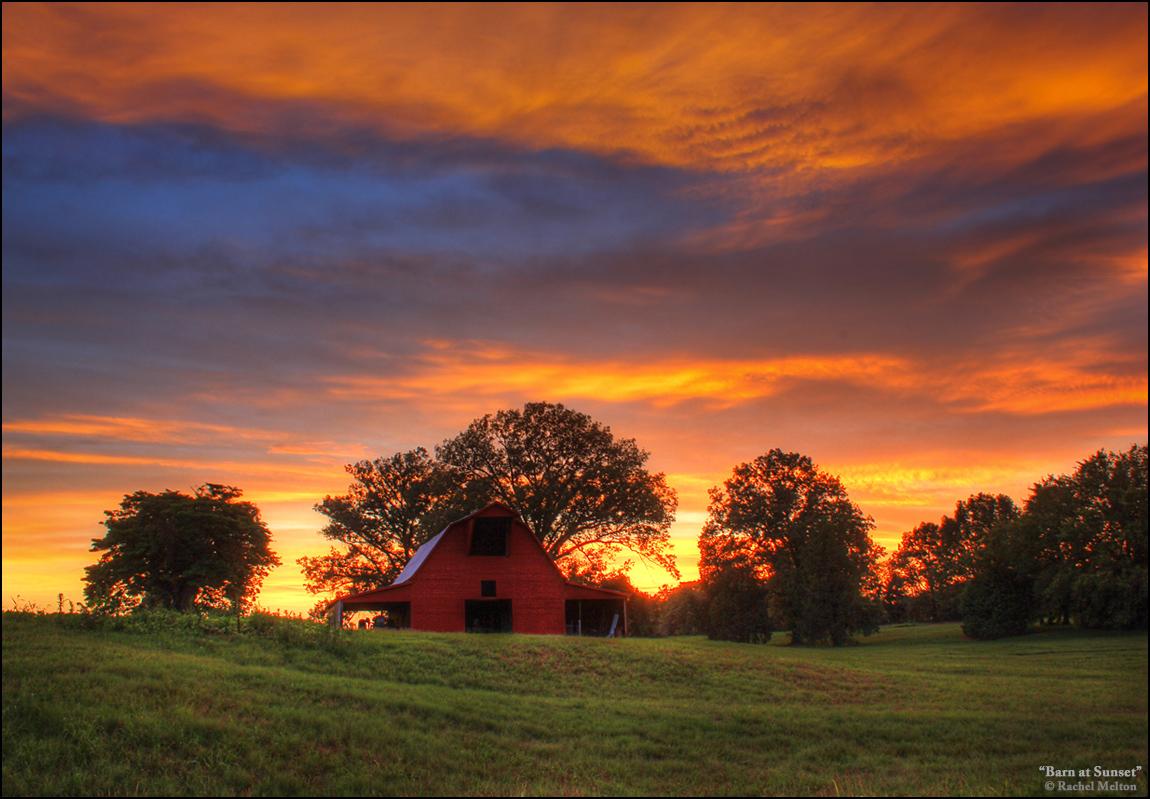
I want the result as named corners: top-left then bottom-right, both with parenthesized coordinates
top-left (481, 580), bottom-right (496, 597)
top-left (470, 517), bottom-right (510, 556)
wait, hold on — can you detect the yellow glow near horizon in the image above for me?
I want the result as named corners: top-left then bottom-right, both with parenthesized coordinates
top-left (3, 440), bottom-right (1134, 611)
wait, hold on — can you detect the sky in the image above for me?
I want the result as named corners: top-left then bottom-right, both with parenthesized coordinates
top-left (2, 3), bottom-right (1147, 613)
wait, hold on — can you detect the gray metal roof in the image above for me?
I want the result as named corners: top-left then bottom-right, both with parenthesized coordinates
top-left (391, 527), bottom-right (447, 585)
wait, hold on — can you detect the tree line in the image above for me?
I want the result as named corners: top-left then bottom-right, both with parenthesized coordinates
top-left (883, 445), bottom-right (1147, 638)
top-left (82, 402), bottom-right (1148, 642)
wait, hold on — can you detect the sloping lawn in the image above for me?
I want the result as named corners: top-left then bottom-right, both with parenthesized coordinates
top-left (3, 614), bottom-right (1146, 796)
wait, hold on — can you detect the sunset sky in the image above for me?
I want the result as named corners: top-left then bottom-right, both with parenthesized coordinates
top-left (3, 3), bottom-right (1147, 612)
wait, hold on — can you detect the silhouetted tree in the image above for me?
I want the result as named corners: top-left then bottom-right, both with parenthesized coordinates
top-left (84, 484), bottom-right (279, 614)
top-left (701, 563), bottom-right (772, 643)
top-left (437, 402), bottom-right (679, 579)
top-left (298, 449), bottom-right (480, 605)
top-left (699, 450), bottom-right (880, 645)
top-left (942, 493), bottom-right (1021, 579)
top-left (887, 445), bottom-right (1146, 635)
top-left (657, 581), bottom-right (706, 636)
top-left (887, 522), bottom-right (955, 621)
top-left (960, 518), bottom-right (1035, 639)
top-left (886, 494), bottom-right (1019, 622)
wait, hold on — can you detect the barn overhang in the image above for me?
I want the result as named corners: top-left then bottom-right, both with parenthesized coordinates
top-left (562, 582), bottom-right (629, 637)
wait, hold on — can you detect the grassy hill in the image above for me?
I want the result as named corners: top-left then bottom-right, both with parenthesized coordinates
top-left (3, 612), bottom-right (1146, 796)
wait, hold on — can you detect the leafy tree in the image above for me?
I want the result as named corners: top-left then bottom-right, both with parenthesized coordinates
top-left (298, 448), bottom-right (479, 603)
top-left (1026, 445), bottom-right (1148, 629)
top-left (699, 449), bottom-right (880, 645)
top-left (437, 402), bottom-right (679, 579)
top-left (656, 581), bottom-right (707, 636)
top-left (84, 484), bottom-right (279, 614)
top-left (877, 556), bottom-right (911, 623)
top-left (887, 445), bottom-right (1146, 635)
top-left (700, 563), bottom-right (772, 644)
top-left (1020, 478), bottom-right (1080, 625)
top-left (886, 522), bottom-right (956, 622)
top-left (960, 563), bottom-right (1034, 639)
top-left (885, 494), bottom-right (1019, 622)
top-left (960, 518), bottom-right (1035, 639)
top-left (941, 493), bottom-right (1020, 579)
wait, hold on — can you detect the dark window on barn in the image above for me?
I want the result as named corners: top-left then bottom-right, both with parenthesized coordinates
top-left (481, 580), bottom-right (496, 597)
top-left (470, 517), bottom-right (510, 556)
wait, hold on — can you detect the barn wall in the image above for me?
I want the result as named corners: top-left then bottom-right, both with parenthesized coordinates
top-left (408, 507), bottom-right (570, 634)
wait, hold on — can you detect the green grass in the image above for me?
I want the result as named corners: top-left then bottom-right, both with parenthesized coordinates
top-left (3, 613), bottom-right (1146, 796)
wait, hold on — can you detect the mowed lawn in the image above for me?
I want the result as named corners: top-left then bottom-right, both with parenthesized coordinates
top-left (3, 614), bottom-right (1146, 796)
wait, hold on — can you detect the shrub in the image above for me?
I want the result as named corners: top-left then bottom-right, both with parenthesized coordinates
top-left (701, 567), bottom-right (772, 644)
top-left (961, 567), bottom-right (1033, 639)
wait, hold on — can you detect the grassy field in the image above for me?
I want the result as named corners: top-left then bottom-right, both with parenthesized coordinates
top-left (3, 613), bottom-right (1146, 796)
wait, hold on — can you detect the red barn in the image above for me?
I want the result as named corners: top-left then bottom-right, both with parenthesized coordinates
top-left (327, 502), bottom-right (628, 635)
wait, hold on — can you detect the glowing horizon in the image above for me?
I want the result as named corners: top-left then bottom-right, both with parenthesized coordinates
top-left (3, 3), bottom-right (1146, 612)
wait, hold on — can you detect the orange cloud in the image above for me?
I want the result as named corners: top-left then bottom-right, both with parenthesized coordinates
top-left (942, 340), bottom-right (1148, 415)
top-left (3, 413), bottom-right (377, 466)
top-left (0, 446), bottom-right (338, 478)
top-left (325, 343), bottom-right (913, 408)
top-left (322, 339), bottom-right (1145, 416)
top-left (2, 414), bottom-right (281, 444)
top-left (4, 5), bottom-right (1144, 177)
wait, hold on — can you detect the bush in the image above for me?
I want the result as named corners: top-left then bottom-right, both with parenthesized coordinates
top-left (701, 568), bottom-right (772, 644)
top-left (657, 582), bottom-right (706, 636)
top-left (246, 611), bottom-right (354, 656)
top-left (961, 568), bottom-right (1033, 639)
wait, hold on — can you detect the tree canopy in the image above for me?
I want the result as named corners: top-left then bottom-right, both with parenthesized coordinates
top-left (437, 402), bottom-right (678, 580)
top-left (298, 448), bottom-right (481, 603)
top-left (299, 402), bottom-right (679, 611)
top-left (886, 493), bottom-right (1019, 622)
top-left (1023, 445), bottom-right (1147, 630)
top-left (882, 444), bottom-right (1147, 636)
top-left (84, 484), bottom-right (280, 613)
top-left (699, 449), bottom-right (881, 645)
top-left (958, 516), bottom-right (1036, 639)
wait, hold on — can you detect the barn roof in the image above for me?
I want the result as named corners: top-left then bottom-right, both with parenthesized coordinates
top-left (392, 528), bottom-right (446, 585)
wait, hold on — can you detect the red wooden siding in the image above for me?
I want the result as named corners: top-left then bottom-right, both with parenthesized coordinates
top-left (333, 502), bottom-right (626, 635)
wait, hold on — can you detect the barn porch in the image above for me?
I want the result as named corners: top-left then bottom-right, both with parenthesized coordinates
top-left (328, 598), bottom-right (411, 629)
top-left (565, 597), bottom-right (627, 637)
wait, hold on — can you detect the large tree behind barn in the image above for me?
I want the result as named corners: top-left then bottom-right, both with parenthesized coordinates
top-left (299, 449), bottom-right (484, 614)
top-left (437, 402), bottom-right (679, 581)
top-left (301, 403), bottom-right (679, 618)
